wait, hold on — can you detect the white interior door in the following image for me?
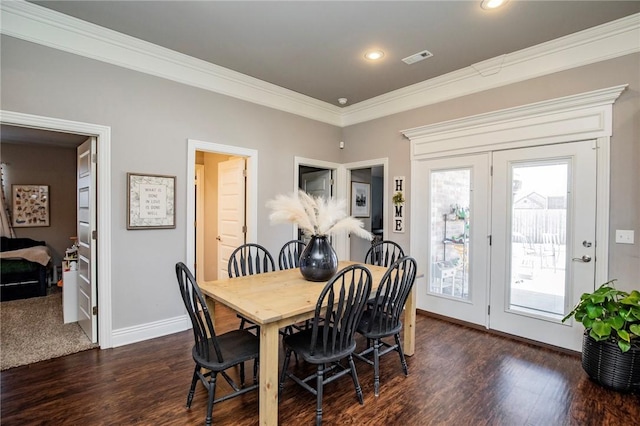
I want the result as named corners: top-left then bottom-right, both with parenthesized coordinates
top-left (489, 140), bottom-right (597, 351)
top-left (415, 153), bottom-right (491, 326)
top-left (301, 169), bottom-right (332, 199)
top-left (217, 158), bottom-right (246, 279)
top-left (77, 137), bottom-right (97, 342)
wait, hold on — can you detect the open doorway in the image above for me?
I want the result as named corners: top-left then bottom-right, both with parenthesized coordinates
top-left (344, 158), bottom-right (388, 262)
top-left (0, 111), bottom-right (113, 348)
top-left (186, 140), bottom-right (258, 282)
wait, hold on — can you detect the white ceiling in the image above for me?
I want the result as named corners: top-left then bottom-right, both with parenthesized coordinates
top-left (29, 1), bottom-right (640, 107)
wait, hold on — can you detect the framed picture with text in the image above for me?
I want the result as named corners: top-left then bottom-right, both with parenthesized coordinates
top-left (127, 173), bottom-right (176, 230)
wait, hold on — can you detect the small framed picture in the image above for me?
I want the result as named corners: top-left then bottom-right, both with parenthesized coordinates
top-left (12, 185), bottom-right (50, 227)
top-left (127, 173), bottom-right (176, 230)
top-left (351, 181), bottom-right (370, 218)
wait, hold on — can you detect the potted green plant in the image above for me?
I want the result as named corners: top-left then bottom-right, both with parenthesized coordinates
top-left (562, 279), bottom-right (640, 392)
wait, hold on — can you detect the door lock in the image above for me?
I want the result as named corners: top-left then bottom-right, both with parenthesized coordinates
top-left (572, 255), bottom-right (592, 263)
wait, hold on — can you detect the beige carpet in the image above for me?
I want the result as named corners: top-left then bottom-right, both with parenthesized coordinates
top-left (1, 292), bottom-right (97, 370)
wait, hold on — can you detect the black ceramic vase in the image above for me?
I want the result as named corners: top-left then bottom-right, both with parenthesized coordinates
top-left (299, 235), bottom-right (338, 282)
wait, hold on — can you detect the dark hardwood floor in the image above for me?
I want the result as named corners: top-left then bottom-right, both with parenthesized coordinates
top-left (1, 304), bottom-right (638, 425)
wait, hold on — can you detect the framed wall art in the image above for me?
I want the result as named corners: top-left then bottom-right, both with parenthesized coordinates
top-left (351, 181), bottom-right (370, 218)
top-left (127, 173), bottom-right (176, 230)
top-left (12, 185), bottom-right (50, 227)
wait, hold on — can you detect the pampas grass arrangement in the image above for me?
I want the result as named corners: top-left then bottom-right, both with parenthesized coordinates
top-left (267, 190), bottom-right (372, 240)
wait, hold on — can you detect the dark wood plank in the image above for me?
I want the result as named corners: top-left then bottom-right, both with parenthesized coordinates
top-left (1, 305), bottom-right (638, 425)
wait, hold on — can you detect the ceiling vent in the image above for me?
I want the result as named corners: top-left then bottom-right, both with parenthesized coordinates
top-left (402, 49), bottom-right (433, 65)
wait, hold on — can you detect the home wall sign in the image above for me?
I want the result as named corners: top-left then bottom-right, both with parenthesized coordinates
top-left (393, 176), bottom-right (405, 233)
top-left (127, 173), bottom-right (176, 229)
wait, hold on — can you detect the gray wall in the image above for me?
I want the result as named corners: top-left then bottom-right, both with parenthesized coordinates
top-left (342, 53), bottom-right (640, 292)
top-left (0, 142), bottom-right (77, 266)
top-left (1, 35), bottom-right (342, 330)
top-left (1, 34), bottom-right (638, 334)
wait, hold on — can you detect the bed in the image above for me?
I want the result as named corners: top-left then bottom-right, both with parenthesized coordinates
top-left (0, 237), bottom-right (51, 301)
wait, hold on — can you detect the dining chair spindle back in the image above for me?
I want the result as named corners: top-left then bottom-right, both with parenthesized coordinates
top-left (279, 264), bottom-right (372, 426)
top-left (354, 256), bottom-right (417, 396)
top-left (175, 262), bottom-right (259, 426)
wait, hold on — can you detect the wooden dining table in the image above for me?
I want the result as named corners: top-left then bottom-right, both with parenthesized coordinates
top-left (199, 260), bottom-right (416, 426)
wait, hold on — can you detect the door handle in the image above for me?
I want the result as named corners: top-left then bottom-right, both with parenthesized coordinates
top-left (572, 255), bottom-right (592, 263)
top-left (216, 236), bottom-right (221, 241)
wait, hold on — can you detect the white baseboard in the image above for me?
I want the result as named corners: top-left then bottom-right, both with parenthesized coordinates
top-left (111, 314), bottom-right (191, 348)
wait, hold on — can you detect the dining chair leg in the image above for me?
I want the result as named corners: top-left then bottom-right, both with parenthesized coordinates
top-left (347, 355), bottom-right (364, 405)
top-left (186, 365), bottom-right (199, 408)
top-left (279, 349), bottom-right (293, 396)
top-left (205, 373), bottom-right (218, 426)
top-left (253, 359), bottom-right (258, 385)
top-left (395, 333), bottom-right (409, 376)
top-left (373, 339), bottom-right (381, 397)
top-left (316, 364), bottom-right (325, 426)
top-left (239, 361), bottom-right (246, 387)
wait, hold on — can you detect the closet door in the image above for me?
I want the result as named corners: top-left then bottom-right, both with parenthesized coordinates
top-left (414, 153), bottom-right (490, 326)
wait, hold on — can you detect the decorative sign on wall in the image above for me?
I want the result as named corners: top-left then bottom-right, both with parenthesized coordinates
top-left (12, 184), bottom-right (50, 227)
top-left (393, 176), bottom-right (405, 233)
top-left (127, 173), bottom-right (176, 230)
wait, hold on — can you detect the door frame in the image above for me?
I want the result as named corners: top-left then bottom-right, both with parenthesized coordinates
top-left (0, 109), bottom-right (113, 348)
top-left (186, 139), bottom-right (258, 275)
top-left (344, 158), bottom-right (389, 260)
top-left (403, 85), bottom-right (627, 323)
top-left (294, 157), bottom-right (346, 258)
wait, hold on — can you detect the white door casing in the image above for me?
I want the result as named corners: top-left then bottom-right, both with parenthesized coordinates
top-left (186, 140), bottom-right (258, 284)
top-left (77, 138), bottom-right (97, 342)
top-left (217, 158), bottom-right (247, 279)
top-left (195, 164), bottom-right (205, 283)
top-left (294, 157), bottom-right (347, 258)
top-left (404, 85), bottom-right (626, 349)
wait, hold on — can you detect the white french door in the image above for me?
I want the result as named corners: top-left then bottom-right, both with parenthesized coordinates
top-left (489, 141), bottom-right (597, 351)
top-left (415, 141), bottom-right (597, 351)
top-left (415, 153), bottom-right (491, 326)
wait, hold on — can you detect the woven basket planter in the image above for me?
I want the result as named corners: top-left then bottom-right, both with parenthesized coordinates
top-left (582, 332), bottom-right (640, 392)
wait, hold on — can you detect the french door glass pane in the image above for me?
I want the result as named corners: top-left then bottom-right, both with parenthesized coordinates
top-left (510, 162), bottom-right (568, 319)
top-left (430, 169), bottom-right (470, 300)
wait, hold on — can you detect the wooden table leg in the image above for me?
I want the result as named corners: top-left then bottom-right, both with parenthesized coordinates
top-left (259, 323), bottom-right (279, 425)
top-left (403, 286), bottom-right (416, 356)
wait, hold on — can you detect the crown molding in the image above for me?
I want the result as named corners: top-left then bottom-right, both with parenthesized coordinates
top-left (1, 1), bottom-right (638, 128)
top-left (0, 0), bottom-right (343, 126)
top-left (341, 13), bottom-right (640, 126)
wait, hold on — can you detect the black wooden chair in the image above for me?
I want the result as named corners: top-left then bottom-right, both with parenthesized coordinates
top-left (228, 243), bottom-right (276, 332)
top-left (354, 256), bottom-right (417, 396)
top-left (279, 264), bottom-right (372, 426)
top-left (175, 262), bottom-right (259, 426)
top-left (364, 240), bottom-right (405, 267)
top-left (228, 243), bottom-right (276, 277)
top-left (278, 239), bottom-right (306, 270)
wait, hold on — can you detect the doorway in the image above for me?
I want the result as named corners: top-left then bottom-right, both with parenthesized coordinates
top-left (406, 86), bottom-right (624, 352)
top-left (0, 110), bottom-right (112, 348)
top-left (186, 140), bottom-right (258, 281)
top-left (416, 141), bottom-right (597, 351)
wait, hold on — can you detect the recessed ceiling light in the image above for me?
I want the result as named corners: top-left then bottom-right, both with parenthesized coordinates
top-left (364, 50), bottom-right (384, 61)
top-left (481, 0), bottom-right (508, 10)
